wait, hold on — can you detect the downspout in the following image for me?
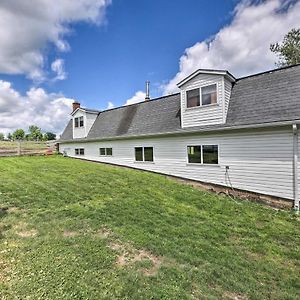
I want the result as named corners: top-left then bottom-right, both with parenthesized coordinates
top-left (292, 124), bottom-right (299, 213)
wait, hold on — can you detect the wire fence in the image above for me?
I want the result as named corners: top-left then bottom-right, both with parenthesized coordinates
top-left (0, 141), bottom-right (57, 157)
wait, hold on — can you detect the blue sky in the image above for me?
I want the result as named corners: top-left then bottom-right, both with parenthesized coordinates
top-left (0, 0), bottom-right (299, 134)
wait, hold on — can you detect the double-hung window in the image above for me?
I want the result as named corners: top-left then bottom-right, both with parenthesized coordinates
top-left (186, 84), bottom-right (217, 108)
top-left (135, 147), bottom-right (154, 162)
top-left (75, 148), bottom-right (85, 155)
top-left (187, 145), bottom-right (218, 164)
top-left (99, 148), bottom-right (113, 156)
top-left (74, 116), bottom-right (84, 128)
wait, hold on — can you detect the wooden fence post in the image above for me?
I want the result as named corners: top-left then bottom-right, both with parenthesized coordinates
top-left (17, 140), bottom-right (21, 156)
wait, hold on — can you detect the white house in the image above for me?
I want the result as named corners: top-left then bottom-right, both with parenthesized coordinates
top-left (58, 64), bottom-right (300, 210)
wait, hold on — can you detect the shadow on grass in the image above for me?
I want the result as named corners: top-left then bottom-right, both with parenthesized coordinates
top-left (0, 207), bottom-right (10, 239)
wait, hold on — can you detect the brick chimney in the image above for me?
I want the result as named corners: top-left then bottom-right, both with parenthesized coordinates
top-left (72, 101), bottom-right (80, 112)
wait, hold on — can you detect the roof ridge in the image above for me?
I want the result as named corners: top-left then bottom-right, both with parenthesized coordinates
top-left (237, 63), bottom-right (300, 81)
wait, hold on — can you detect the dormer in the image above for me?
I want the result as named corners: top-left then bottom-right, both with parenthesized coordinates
top-left (71, 102), bottom-right (99, 139)
top-left (177, 69), bottom-right (236, 128)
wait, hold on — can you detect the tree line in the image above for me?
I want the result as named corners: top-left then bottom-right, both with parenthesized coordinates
top-left (0, 125), bottom-right (56, 141)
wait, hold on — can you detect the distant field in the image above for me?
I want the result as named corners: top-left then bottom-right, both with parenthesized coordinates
top-left (0, 141), bottom-right (54, 156)
top-left (0, 156), bottom-right (299, 299)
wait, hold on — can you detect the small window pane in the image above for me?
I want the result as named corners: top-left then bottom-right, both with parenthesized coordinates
top-left (79, 148), bottom-right (85, 155)
top-left (74, 118), bottom-right (79, 128)
top-left (75, 148), bottom-right (79, 155)
top-left (100, 148), bottom-right (105, 155)
top-left (201, 84), bottom-right (217, 105)
top-left (135, 147), bottom-right (143, 161)
top-left (106, 148), bottom-right (112, 156)
top-left (79, 116), bottom-right (84, 127)
top-left (203, 145), bottom-right (218, 164)
top-left (187, 88), bottom-right (200, 108)
top-left (144, 147), bottom-right (153, 162)
top-left (188, 146), bottom-right (202, 163)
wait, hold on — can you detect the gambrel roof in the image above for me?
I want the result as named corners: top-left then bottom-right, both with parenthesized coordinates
top-left (60, 64), bottom-right (300, 142)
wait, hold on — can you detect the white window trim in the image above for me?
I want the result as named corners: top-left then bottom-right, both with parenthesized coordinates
top-left (74, 116), bottom-right (85, 128)
top-left (186, 144), bottom-right (220, 166)
top-left (75, 148), bottom-right (85, 156)
top-left (185, 83), bottom-right (219, 110)
top-left (134, 146), bottom-right (155, 163)
top-left (99, 147), bottom-right (113, 156)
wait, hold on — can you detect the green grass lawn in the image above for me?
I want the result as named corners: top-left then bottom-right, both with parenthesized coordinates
top-left (0, 156), bottom-right (299, 299)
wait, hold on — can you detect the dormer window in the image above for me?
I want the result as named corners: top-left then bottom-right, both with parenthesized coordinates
top-left (187, 88), bottom-right (200, 108)
top-left (201, 84), bottom-right (217, 105)
top-left (186, 84), bottom-right (218, 108)
top-left (74, 116), bottom-right (84, 128)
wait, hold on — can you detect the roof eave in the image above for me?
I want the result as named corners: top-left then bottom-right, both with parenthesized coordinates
top-left (58, 119), bottom-right (300, 144)
top-left (177, 69), bottom-right (236, 88)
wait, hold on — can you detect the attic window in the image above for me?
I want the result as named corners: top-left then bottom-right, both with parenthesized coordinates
top-left (74, 116), bottom-right (84, 128)
top-left (201, 84), bottom-right (217, 105)
top-left (186, 88), bottom-right (200, 108)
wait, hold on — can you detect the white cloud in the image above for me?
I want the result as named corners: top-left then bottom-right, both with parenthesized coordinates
top-left (51, 58), bottom-right (66, 81)
top-left (125, 91), bottom-right (146, 105)
top-left (163, 0), bottom-right (300, 94)
top-left (106, 101), bottom-right (115, 109)
top-left (0, 0), bottom-right (111, 80)
top-left (0, 79), bottom-right (74, 135)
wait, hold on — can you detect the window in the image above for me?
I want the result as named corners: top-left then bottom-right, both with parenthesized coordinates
top-left (75, 148), bottom-right (84, 155)
top-left (186, 84), bottom-right (217, 108)
top-left (187, 145), bottom-right (218, 164)
top-left (187, 146), bottom-right (202, 163)
top-left (135, 147), bottom-right (154, 162)
top-left (186, 88), bottom-right (200, 108)
top-left (202, 145), bottom-right (218, 164)
top-left (201, 84), bottom-right (217, 106)
top-left (99, 147), bottom-right (113, 156)
top-left (74, 116), bottom-right (84, 128)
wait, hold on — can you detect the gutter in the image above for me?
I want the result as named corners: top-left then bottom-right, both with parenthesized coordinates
top-left (58, 119), bottom-right (300, 144)
top-left (292, 124), bottom-right (299, 212)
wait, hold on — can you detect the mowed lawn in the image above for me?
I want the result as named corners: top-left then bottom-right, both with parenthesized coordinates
top-left (0, 156), bottom-right (299, 299)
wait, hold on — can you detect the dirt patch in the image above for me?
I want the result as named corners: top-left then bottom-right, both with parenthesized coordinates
top-left (16, 229), bottom-right (37, 238)
top-left (14, 222), bottom-right (37, 238)
top-left (63, 230), bottom-right (79, 237)
top-left (95, 226), bottom-right (162, 276)
top-left (109, 241), bottom-right (162, 276)
top-left (223, 291), bottom-right (248, 300)
top-left (96, 227), bottom-right (113, 239)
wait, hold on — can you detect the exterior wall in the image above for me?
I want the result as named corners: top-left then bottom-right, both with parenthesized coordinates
top-left (224, 78), bottom-right (232, 116)
top-left (60, 127), bottom-right (297, 200)
top-left (72, 110), bottom-right (97, 139)
top-left (180, 74), bottom-right (225, 128)
top-left (86, 113), bottom-right (98, 136)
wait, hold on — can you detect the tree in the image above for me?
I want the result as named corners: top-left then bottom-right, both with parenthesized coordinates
top-left (7, 133), bottom-right (12, 140)
top-left (44, 132), bottom-right (56, 140)
top-left (0, 133), bottom-right (4, 141)
top-left (12, 129), bottom-right (25, 140)
top-left (28, 125), bottom-right (43, 141)
top-left (270, 28), bottom-right (300, 67)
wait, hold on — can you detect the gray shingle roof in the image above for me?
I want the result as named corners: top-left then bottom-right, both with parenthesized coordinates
top-left (59, 64), bottom-right (300, 142)
top-left (226, 64), bottom-right (300, 126)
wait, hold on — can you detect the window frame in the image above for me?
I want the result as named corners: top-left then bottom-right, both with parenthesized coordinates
top-left (185, 83), bottom-right (218, 109)
top-left (75, 148), bottom-right (85, 156)
top-left (99, 147), bottom-right (113, 156)
top-left (74, 116), bottom-right (84, 128)
top-left (134, 146), bottom-right (154, 163)
top-left (186, 144), bottom-right (219, 165)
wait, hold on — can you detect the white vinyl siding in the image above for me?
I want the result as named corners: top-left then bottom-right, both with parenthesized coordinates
top-left (180, 74), bottom-right (225, 128)
top-left (73, 110), bottom-right (98, 139)
top-left (60, 127), bottom-right (297, 200)
top-left (224, 78), bottom-right (232, 115)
